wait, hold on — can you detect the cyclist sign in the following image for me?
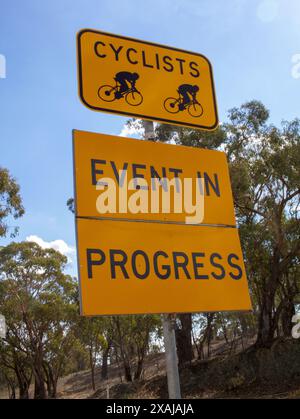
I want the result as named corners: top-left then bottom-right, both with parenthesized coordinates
top-left (77, 29), bottom-right (218, 131)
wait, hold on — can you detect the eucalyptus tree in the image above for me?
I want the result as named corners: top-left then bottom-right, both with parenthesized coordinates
top-left (0, 241), bottom-right (77, 398)
top-left (144, 101), bottom-right (300, 349)
top-left (0, 167), bottom-right (24, 237)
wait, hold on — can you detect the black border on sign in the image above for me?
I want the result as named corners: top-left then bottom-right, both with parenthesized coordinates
top-left (76, 29), bottom-right (219, 131)
top-left (72, 130), bottom-right (84, 316)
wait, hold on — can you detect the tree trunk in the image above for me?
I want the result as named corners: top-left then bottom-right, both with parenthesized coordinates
top-left (43, 364), bottom-right (52, 398)
top-left (18, 378), bottom-right (30, 399)
top-left (50, 376), bottom-right (58, 399)
top-left (31, 343), bottom-right (47, 399)
top-left (44, 363), bottom-right (58, 398)
top-left (134, 345), bottom-right (147, 381)
top-left (89, 349), bottom-right (96, 391)
top-left (134, 358), bottom-right (144, 381)
top-left (256, 291), bottom-right (276, 348)
top-left (91, 365), bottom-right (96, 391)
top-left (220, 314), bottom-right (229, 344)
top-left (256, 258), bottom-right (281, 349)
top-left (15, 366), bottom-right (30, 399)
top-left (114, 318), bottom-right (132, 382)
top-left (198, 314), bottom-right (215, 359)
top-left (6, 376), bottom-right (16, 400)
top-left (281, 299), bottom-right (295, 337)
top-left (33, 357), bottom-right (47, 399)
top-left (34, 372), bottom-right (47, 399)
top-left (124, 360), bottom-right (132, 382)
top-left (9, 384), bottom-right (16, 399)
top-left (207, 320), bottom-right (213, 358)
top-left (101, 340), bottom-right (111, 380)
top-left (175, 314), bottom-right (193, 365)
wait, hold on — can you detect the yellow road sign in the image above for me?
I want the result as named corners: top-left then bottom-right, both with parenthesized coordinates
top-left (76, 218), bottom-right (252, 316)
top-left (73, 130), bottom-right (236, 226)
top-left (77, 29), bottom-right (218, 131)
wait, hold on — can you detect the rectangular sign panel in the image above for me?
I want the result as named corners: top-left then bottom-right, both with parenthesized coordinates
top-left (73, 130), bottom-right (236, 226)
top-left (76, 218), bottom-right (252, 316)
top-left (77, 29), bottom-right (218, 131)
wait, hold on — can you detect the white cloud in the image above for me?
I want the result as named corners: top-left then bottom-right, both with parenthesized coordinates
top-left (119, 119), bottom-right (144, 138)
top-left (26, 235), bottom-right (76, 268)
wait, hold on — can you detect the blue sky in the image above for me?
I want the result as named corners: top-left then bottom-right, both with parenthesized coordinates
top-left (0, 0), bottom-right (299, 274)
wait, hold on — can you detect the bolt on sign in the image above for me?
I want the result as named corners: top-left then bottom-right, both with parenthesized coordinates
top-left (73, 131), bottom-right (252, 316)
top-left (73, 130), bottom-right (235, 226)
top-left (77, 29), bottom-right (218, 131)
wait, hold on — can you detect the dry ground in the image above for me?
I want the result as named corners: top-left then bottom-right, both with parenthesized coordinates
top-left (1, 337), bottom-right (300, 399)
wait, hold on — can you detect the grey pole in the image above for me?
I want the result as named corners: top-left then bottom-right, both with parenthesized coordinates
top-left (143, 120), bottom-right (182, 400)
top-left (162, 314), bottom-right (181, 399)
top-left (143, 120), bottom-right (156, 140)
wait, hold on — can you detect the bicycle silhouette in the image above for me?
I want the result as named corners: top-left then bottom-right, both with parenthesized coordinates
top-left (164, 93), bottom-right (203, 118)
top-left (98, 79), bottom-right (143, 107)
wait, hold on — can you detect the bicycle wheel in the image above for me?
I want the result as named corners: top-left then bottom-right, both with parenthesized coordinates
top-left (188, 102), bottom-right (203, 118)
top-left (98, 85), bottom-right (116, 102)
top-left (164, 97), bottom-right (180, 114)
top-left (125, 90), bottom-right (143, 106)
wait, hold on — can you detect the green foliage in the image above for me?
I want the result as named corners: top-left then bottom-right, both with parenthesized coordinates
top-left (0, 241), bottom-right (78, 398)
top-left (66, 198), bottom-right (75, 214)
top-left (157, 100), bottom-right (299, 347)
top-left (1, 100), bottom-right (299, 397)
top-left (0, 167), bottom-right (24, 237)
top-left (111, 315), bottom-right (161, 381)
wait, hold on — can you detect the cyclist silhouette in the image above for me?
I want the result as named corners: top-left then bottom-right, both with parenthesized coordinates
top-left (163, 84), bottom-right (203, 117)
top-left (98, 71), bottom-right (143, 106)
top-left (114, 71), bottom-right (139, 99)
top-left (177, 84), bottom-right (199, 110)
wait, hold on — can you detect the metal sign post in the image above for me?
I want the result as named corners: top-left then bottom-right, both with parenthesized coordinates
top-left (162, 314), bottom-right (181, 399)
top-left (143, 120), bottom-right (181, 400)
